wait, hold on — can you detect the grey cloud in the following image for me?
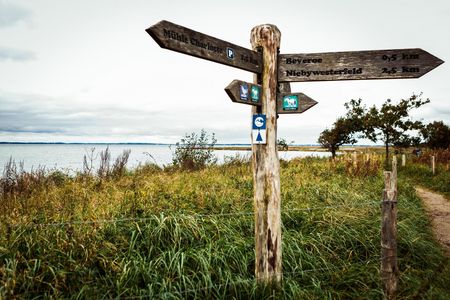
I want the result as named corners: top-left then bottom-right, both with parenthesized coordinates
top-left (0, 2), bottom-right (31, 28)
top-left (0, 127), bottom-right (63, 134)
top-left (0, 92), bottom-right (95, 135)
top-left (0, 91), bottom-right (172, 138)
top-left (0, 46), bottom-right (35, 61)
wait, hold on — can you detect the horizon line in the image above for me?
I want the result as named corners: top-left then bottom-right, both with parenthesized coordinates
top-left (0, 141), bottom-right (385, 147)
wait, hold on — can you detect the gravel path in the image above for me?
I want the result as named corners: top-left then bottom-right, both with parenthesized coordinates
top-left (415, 187), bottom-right (450, 256)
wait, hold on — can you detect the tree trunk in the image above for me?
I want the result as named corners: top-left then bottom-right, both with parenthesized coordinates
top-left (385, 134), bottom-right (390, 169)
top-left (385, 143), bottom-right (389, 163)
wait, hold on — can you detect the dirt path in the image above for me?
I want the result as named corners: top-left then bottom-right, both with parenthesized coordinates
top-left (415, 187), bottom-right (450, 256)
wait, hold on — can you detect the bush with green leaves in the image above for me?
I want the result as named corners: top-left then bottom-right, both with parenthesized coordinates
top-left (172, 129), bottom-right (217, 170)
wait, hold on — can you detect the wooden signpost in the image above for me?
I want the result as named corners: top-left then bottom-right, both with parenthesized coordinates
top-left (145, 20), bottom-right (444, 291)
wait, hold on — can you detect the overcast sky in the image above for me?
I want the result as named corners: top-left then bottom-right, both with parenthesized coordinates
top-left (0, 0), bottom-right (448, 144)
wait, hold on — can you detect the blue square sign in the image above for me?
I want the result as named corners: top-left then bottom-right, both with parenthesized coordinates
top-left (252, 114), bottom-right (266, 130)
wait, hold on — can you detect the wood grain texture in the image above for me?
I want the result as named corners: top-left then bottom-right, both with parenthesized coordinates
top-left (277, 82), bottom-right (291, 94)
top-left (146, 20), bottom-right (262, 73)
top-left (278, 48), bottom-right (444, 82)
top-left (250, 24), bottom-right (282, 286)
top-left (381, 171), bottom-right (399, 300)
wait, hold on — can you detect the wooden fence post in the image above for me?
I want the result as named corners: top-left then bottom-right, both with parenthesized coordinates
top-left (431, 155), bottom-right (436, 175)
top-left (353, 151), bottom-right (358, 168)
top-left (401, 154), bottom-right (406, 167)
top-left (392, 156), bottom-right (397, 190)
top-left (381, 168), bottom-right (398, 299)
top-left (250, 24), bottom-right (282, 286)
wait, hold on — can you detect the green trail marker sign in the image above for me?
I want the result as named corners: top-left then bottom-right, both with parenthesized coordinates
top-left (281, 95), bottom-right (298, 110)
top-left (277, 93), bottom-right (317, 114)
top-left (278, 48), bottom-right (444, 82)
top-left (146, 20), bottom-right (262, 73)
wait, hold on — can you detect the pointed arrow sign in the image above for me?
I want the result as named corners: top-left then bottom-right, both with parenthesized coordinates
top-left (277, 92), bottom-right (318, 114)
top-left (225, 80), bottom-right (318, 114)
top-left (146, 20), bottom-right (262, 74)
top-left (224, 80), bottom-right (262, 106)
top-left (278, 48), bottom-right (444, 82)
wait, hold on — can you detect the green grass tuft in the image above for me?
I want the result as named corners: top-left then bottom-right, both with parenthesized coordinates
top-left (1, 157), bottom-right (449, 298)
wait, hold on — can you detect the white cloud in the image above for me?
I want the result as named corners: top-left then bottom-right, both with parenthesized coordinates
top-left (0, 1), bottom-right (30, 28)
top-left (0, 46), bottom-right (34, 61)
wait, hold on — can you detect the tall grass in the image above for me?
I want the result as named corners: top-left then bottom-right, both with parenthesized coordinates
top-left (402, 148), bottom-right (450, 198)
top-left (0, 156), bottom-right (449, 298)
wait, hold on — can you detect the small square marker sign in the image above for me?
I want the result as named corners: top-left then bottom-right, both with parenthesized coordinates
top-left (251, 85), bottom-right (260, 103)
top-left (239, 83), bottom-right (249, 100)
top-left (226, 47), bottom-right (235, 60)
top-left (283, 95), bottom-right (299, 111)
top-left (252, 114), bottom-right (266, 144)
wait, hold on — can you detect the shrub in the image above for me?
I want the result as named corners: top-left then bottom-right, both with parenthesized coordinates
top-left (412, 147), bottom-right (450, 165)
top-left (172, 129), bottom-right (217, 170)
top-left (0, 158), bottom-right (47, 200)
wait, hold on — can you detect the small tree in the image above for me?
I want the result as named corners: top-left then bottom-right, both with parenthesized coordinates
top-left (318, 117), bottom-right (357, 158)
top-left (172, 129), bottom-right (217, 170)
top-left (344, 94), bottom-right (429, 161)
top-left (277, 138), bottom-right (289, 151)
top-left (393, 135), bottom-right (421, 153)
top-left (421, 121), bottom-right (450, 149)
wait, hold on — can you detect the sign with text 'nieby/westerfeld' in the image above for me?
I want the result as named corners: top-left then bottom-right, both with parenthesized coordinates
top-left (146, 20), bottom-right (262, 74)
top-left (278, 48), bottom-right (444, 82)
top-left (252, 114), bottom-right (266, 144)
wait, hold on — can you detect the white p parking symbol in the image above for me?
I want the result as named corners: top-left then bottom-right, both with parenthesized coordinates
top-left (226, 47), bottom-right (235, 60)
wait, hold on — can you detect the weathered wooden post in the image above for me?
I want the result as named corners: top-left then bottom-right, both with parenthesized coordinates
top-left (381, 168), bottom-right (398, 299)
top-left (353, 151), bottom-right (358, 168)
top-left (401, 154), bottom-right (406, 167)
top-left (392, 156), bottom-right (397, 189)
top-left (431, 155), bottom-right (436, 175)
top-left (250, 24), bottom-right (282, 286)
